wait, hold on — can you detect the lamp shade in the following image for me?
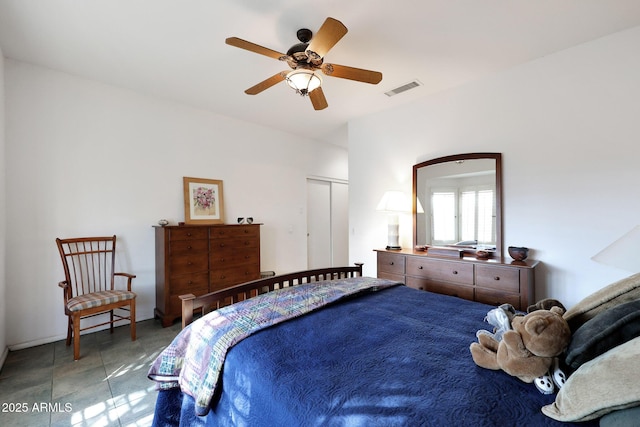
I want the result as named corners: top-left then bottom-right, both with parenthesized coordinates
top-left (286, 69), bottom-right (321, 95)
top-left (591, 225), bottom-right (640, 272)
top-left (376, 191), bottom-right (410, 213)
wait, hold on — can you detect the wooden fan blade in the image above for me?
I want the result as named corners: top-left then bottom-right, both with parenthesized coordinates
top-left (321, 63), bottom-right (383, 84)
top-left (226, 37), bottom-right (285, 60)
top-left (245, 72), bottom-right (287, 95)
top-left (309, 87), bottom-right (328, 110)
top-left (306, 17), bottom-right (348, 60)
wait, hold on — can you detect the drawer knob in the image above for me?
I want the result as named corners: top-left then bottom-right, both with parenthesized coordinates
top-left (494, 276), bottom-right (500, 281)
top-left (452, 270), bottom-right (458, 275)
top-left (418, 266), bottom-right (424, 270)
top-left (187, 233), bottom-right (192, 237)
top-left (389, 262), bottom-right (394, 265)
top-left (187, 246), bottom-right (192, 250)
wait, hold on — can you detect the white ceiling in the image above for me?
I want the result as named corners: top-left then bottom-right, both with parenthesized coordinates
top-left (1, 1), bottom-right (640, 146)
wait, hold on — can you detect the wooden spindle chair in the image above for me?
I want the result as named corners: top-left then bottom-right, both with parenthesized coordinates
top-left (56, 236), bottom-right (136, 360)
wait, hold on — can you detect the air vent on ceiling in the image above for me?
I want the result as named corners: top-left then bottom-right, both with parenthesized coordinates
top-left (385, 80), bottom-right (423, 97)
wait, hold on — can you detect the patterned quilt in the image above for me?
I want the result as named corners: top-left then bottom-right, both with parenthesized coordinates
top-left (148, 276), bottom-right (400, 416)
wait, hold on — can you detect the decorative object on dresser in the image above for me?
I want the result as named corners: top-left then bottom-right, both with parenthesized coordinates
top-left (426, 246), bottom-right (464, 258)
top-left (183, 177), bottom-right (225, 224)
top-left (375, 248), bottom-right (538, 311)
top-left (508, 246), bottom-right (529, 261)
top-left (154, 223), bottom-right (261, 327)
top-left (376, 190), bottom-right (411, 250)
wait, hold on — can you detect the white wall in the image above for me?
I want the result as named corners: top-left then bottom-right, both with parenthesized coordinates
top-left (0, 48), bottom-right (7, 364)
top-left (349, 26), bottom-right (640, 309)
top-left (4, 59), bottom-right (348, 349)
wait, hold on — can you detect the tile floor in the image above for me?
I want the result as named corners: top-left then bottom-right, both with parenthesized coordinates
top-left (0, 319), bottom-right (181, 427)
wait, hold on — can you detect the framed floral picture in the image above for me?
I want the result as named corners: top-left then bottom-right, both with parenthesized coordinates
top-left (183, 177), bottom-right (224, 224)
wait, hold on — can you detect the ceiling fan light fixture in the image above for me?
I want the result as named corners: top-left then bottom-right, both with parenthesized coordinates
top-left (285, 69), bottom-right (322, 96)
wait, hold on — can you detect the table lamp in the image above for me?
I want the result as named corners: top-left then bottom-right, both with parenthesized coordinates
top-left (376, 191), bottom-right (410, 250)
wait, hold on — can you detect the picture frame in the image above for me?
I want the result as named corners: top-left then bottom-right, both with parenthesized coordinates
top-left (183, 177), bottom-right (225, 224)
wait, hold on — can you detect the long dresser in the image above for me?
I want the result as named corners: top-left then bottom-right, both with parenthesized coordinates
top-left (375, 248), bottom-right (538, 311)
top-left (155, 224), bottom-right (261, 326)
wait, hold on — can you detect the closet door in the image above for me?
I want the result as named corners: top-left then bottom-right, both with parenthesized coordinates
top-left (307, 179), bottom-right (348, 269)
top-left (330, 181), bottom-right (349, 266)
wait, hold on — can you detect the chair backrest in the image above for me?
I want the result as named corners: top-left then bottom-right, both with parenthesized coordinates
top-left (56, 236), bottom-right (118, 297)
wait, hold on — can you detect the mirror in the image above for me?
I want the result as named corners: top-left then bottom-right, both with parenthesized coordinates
top-left (413, 153), bottom-right (503, 258)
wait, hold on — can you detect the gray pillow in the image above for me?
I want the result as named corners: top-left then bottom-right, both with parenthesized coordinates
top-left (600, 406), bottom-right (640, 427)
top-left (565, 299), bottom-right (640, 370)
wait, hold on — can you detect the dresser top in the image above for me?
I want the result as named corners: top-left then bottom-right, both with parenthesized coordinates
top-left (374, 248), bottom-right (539, 269)
top-left (153, 223), bottom-right (262, 228)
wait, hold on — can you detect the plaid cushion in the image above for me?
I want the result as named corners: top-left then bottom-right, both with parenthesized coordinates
top-left (67, 290), bottom-right (135, 312)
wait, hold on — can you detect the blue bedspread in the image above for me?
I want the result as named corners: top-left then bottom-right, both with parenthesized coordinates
top-left (151, 284), bottom-right (598, 427)
top-left (149, 277), bottom-right (399, 415)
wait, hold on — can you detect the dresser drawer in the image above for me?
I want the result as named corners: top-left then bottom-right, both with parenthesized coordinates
top-left (210, 265), bottom-right (260, 290)
top-left (476, 265), bottom-right (520, 293)
top-left (169, 227), bottom-right (208, 241)
top-left (169, 239), bottom-right (208, 256)
top-left (427, 280), bottom-right (475, 301)
top-left (475, 288), bottom-right (522, 310)
top-left (210, 237), bottom-right (260, 252)
top-left (378, 271), bottom-right (405, 283)
top-left (377, 252), bottom-right (405, 275)
top-left (405, 276), bottom-right (474, 299)
top-left (406, 257), bottom-right (473, 285)
top-left (169, 253), bottom-right (209, 274)
top-left (210, 250), bottom-right (260, 268)
top-left (169, 272), bottom-right (209, 295)
top-left (210, 225), bottom-right (260, 240)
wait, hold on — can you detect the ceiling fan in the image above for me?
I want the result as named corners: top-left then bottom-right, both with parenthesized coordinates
top-left (225, 17), bottom-right (383, 111)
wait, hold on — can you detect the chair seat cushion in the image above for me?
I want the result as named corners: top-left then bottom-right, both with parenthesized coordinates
top-left (67, 290), bottom-right (136, 312)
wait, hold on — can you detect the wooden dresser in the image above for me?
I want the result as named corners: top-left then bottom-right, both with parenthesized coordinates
top-left (155, 224), bottom-right (261, 326)
top-left (375, 249), bottom-right (538, 311)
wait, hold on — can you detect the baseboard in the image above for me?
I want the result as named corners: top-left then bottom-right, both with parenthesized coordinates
top-left (8, 333), bottom-right (67, 352)
top-left (7, 315), bottom-right (156, 352)
top-left (0, 346), bottom-right (8, 371)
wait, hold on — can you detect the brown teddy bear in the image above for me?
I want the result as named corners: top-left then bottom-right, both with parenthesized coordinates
top-left (469, 306), bottom-right (571, 383)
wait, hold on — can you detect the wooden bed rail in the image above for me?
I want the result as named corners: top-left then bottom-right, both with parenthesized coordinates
top-left (179, 263), bottom-right (363, 329)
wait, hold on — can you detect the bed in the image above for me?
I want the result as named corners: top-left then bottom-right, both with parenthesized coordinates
top-left (149, 266), bottom-right (640, 426)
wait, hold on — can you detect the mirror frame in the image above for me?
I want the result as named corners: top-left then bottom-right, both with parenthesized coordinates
top-left (412, 152), bottom-right (503, 258)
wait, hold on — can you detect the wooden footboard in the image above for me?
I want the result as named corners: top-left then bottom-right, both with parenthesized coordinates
top-left (179, 263), bottom-right (363, 328)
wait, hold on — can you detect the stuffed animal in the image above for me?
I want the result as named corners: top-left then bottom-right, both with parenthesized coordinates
top-left (477, 303), bottom-right (517, 341)
top-left (527, 298), bottom-right (566, 314)
top-left (470, 306), bottom-right (571, 385)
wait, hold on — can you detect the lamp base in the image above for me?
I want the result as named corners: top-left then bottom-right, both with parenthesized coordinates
top-left (386, 245), bottom-right (402, 250)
